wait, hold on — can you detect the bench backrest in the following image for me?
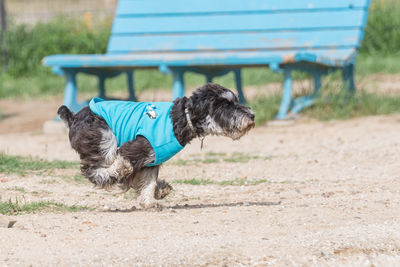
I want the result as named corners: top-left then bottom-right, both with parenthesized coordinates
top-left (107, 0), bottom-right (370, 55)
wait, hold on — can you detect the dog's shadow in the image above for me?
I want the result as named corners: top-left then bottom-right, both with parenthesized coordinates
top-left (104, 201), bottom-right (281, 213)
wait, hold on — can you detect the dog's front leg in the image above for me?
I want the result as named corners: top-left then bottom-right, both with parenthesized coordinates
top-left (118, 136), bottom-right (164, 208)
top-left (135, 166), bottom-right (160, 209)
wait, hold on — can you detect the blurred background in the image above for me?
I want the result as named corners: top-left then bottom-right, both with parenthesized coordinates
top-left (1, 0), bottom-right (400, 124)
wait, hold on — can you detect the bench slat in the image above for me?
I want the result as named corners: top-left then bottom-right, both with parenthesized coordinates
top-left (112, 10), bottom-right (365, 34)
top-left (43, 48), bottom-right (356, 68)
top-left (108, 29), bottom-right (361, 53)
top-left (117, 0), bottom-right (369, 16)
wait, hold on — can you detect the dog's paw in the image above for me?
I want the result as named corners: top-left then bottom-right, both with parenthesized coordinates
top-left (114, 157), bottom-right (133, 178)
top-left (154, 180), bottom-right (173, 200)
top-left (120, 162), bottom-right (133, 177)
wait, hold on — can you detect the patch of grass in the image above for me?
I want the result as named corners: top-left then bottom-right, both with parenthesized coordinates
top-left (306, 89), bottom-right (400, 121)
top-left (173, 178), bottom-right (215, 185)
top-left (39, 179), bottom-right (59, 185)
top-left (169, 152), bottom-right (266, 166)
top-left (250, 86), bottom-right (400, 124)
top-left (223, 152), bottom-right (261, 163)
top-left (173, 178), bottom-right (271, 186)
top-left (31, 190), bottom-right (53, 196)
top-left (73, 174), bottom-right (87, 183)
top-left (6, 187), bottom-right (26, 193)
top-left (360, 0), bottom-right (400, 55)
top-left (356, 54), bottom-right (400, 75)
top-left (170, 159), bottom-right (192, 166)
top-left (219, 178), bottom-right (270, 186)
top-left (202, 158), bottom-right (219, 164)
top-left (0, 198), bottom-right (89, 215)
top-left (0, 153), bottom-right (79, 176)
top-left (123, 189), bottom-right (136, 200)
top-left (206, 152), bottom-right (227, 157)
top-left (250, 93), bottom-right (282, 125)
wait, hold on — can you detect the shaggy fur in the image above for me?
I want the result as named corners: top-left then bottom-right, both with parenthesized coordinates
top-left (58, 83), bottom-right (255, 208)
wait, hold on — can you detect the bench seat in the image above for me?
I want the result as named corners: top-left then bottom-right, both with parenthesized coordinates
top-left (43, 48), bottom-right (356, 69)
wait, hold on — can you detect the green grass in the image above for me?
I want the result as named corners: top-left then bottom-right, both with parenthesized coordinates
top-left (250, 85), bottom-right (400, 124)
top-left (39, 179), bottom-right (59, 184)
top-left (223, 152), bottom-right (262, 163)
top-left (174, 178), bottom-right (215, 185)
top-left (249, 94), bottom-right (282, 125)
top-left (73, 174), bottom-right (86, 183)
top-left (0, 198), bottom-right (89, 215)
top-left (0, 153), bottom-right (79, 176)
top-left (6, 187), bottom-right (26, 193)
top-left (355, 54), bottom-right (400, 75)
top-left (169, 152), bottom-right (269, 166)
top-left (306, 89), bottom-right (400, 121)
top-left (360, 0), bottom-right (400, 55)
top-left (123, 189), bottom-right (137, 200)
top-left (173, 178), bottom-right (271, 186)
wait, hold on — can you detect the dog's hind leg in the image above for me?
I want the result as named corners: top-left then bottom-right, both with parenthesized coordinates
top-left (98, 128), bottom-right (133, 181)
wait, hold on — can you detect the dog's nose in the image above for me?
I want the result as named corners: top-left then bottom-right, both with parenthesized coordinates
top-left (249, 114), bottom-right (255, 121)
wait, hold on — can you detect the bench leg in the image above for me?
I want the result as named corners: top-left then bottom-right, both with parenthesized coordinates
top-left (172, 70), bottom-right (185, 100)
top-left (205, 75), bottom-right (213, 83)
top-left (63, 71), bottom-right (82, 113)
top-left (127, 71), bottom-right (137, 101)
top-left (342, 63), bottom-right (355, 93)
top-left (98, 74), bottom-right (106, 99)
top-left (275, 69), bottom-right (293, 119)
top-left (291, 72), bottom-right (322, 114)
top-left (234, 69), bottom-right (246, 104)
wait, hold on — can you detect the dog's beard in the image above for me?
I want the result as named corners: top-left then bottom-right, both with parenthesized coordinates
top-left (203, 113), bottom-right (254, 140)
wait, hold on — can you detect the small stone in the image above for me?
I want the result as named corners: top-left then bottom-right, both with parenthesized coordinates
top-left (321, 251), bottom-right (330, 260)
top-left (40, 234), bottom-right (47, 238)
top-left (0, 215), bottom-right (16, 228)
top-left (1, 178), bottom-right (8, 183)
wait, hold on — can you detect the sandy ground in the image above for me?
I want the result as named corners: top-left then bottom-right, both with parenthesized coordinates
top-left (1, 86), bottom-right (400, 266)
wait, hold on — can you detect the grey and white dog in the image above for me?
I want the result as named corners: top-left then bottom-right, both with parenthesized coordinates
top-left (58, 83), bottom-right (255, 208)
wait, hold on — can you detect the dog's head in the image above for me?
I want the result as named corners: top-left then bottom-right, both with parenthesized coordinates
top-left (187, 83), bottom-right (255, 140)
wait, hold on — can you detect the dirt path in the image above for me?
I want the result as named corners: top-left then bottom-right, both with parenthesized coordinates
top-left (1, 92), bottom-right (400, 265)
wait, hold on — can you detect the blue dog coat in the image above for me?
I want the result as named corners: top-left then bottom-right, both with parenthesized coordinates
top-left (89, 97), bottom-right (184, 166)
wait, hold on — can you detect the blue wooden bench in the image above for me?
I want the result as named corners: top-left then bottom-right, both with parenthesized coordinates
top-left (43, 0), bottom-right (370, 119)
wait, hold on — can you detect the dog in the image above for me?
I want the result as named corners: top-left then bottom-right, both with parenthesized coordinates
top-left (58, 83), bottom-right (255, 208)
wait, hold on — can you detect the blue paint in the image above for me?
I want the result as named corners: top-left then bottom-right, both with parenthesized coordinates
top-left (234, 69), bottom-right (246, 104)
top-left (172, 70), bottom-right (185, 100)
top-left (112, 11), bottom-right (365, 34)
top-left (107, 30), bottom-right (362, 53)
top-left (44, 48), bottom-right (357, 68)
top-left (276, 69), bottom-right (293, 119)
top-left (291, 72), bottom-right (322, 114)
top-left (126, 71), bottom-right (137, 101)
top-left (98, 74), bottom-right (106, 99)
top-left (342, 64), bottom-right (356, 93)
top-left (117, 0), bottom-right (369, 16)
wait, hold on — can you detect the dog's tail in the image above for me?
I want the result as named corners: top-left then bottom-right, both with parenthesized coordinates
top-left (57, 105), bottom-right (74, 128)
